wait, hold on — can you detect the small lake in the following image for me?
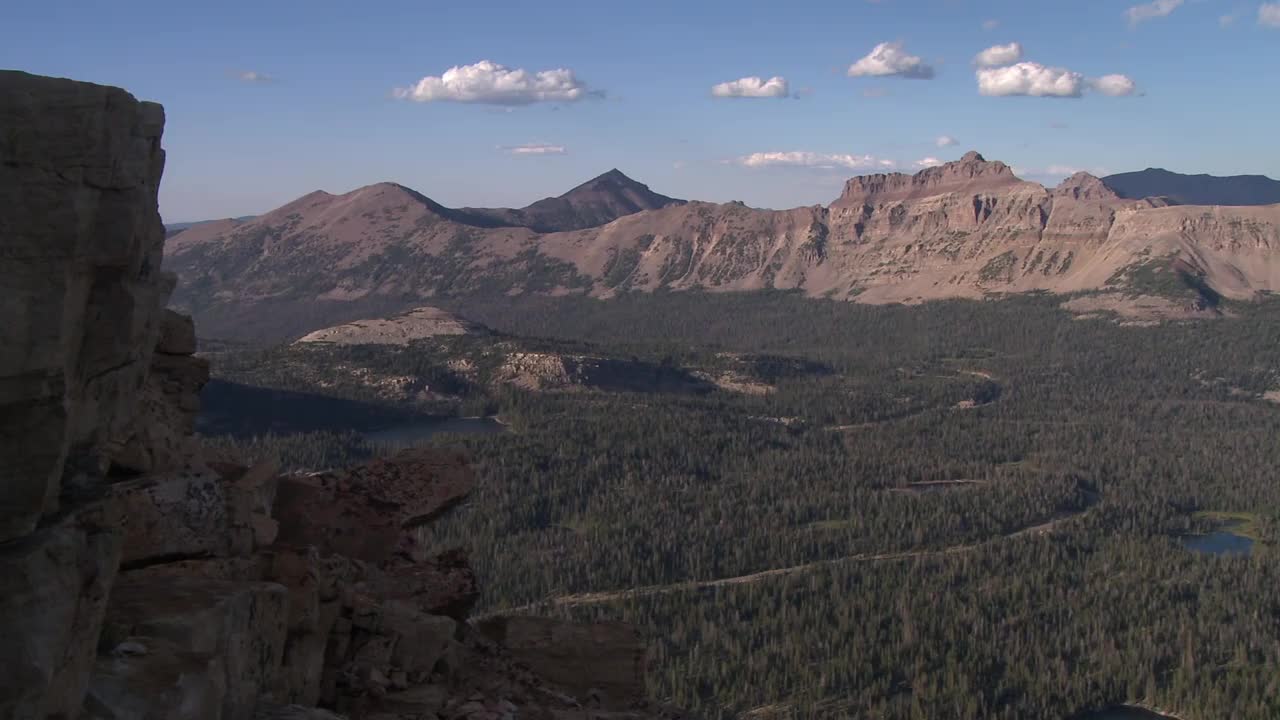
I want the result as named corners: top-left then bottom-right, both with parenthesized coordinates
top-left (1181, 529), bottom-right (1253, 557)
top-left (363, 416), bottom-right (507, 447)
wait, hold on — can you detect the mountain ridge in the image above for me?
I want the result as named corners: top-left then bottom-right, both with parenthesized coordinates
top-left (1103, 167), bottom-right (1280, 206)
top-left (164, 152), bottom-right (1280, 340)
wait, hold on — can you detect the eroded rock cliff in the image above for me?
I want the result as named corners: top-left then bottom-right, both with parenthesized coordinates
top-left (0, 71), bottom-right (687, 720)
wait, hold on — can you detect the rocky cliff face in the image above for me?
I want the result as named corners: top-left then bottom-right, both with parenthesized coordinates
top-left (165, 152), bottom-right (1280, 341)
top-left (0, 71), bottom-right (688, 720)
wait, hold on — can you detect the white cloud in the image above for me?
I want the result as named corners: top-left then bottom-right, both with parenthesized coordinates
top-left (237, 70), bottom-right (274, 83)
top-left (1046, 165), bottom-right (1085, 176)
top-left (1126, 0), bottom-right (1183, 25)
top-left (711, 76), bottom-right (790, 98)
top-left (847, 42), bottom-right (935, 79)
top-left (393, 60), bottom-right (593, 105)
top-left (974, 42), bottom-right (1024, 68)
top-left (978, 62), bottom-right (1085, 97)
top-left (499, 143), bottom-right (567, 155)
top-left (878, 159), bottom-right (897, 168)
top-left (1091, 74), bottom-right (1139, 96)
top-left (1018, 164), bottom-right (1111, 180)
top-left (1261, 3), bottom-right (1280, 26)
top-left (738, 151), bottom-right (883, 170)
top-left (982, 19), bottom-right (1000, 31)
top-left (914, 157), bottom-right (944, 168)
top-left (936, 135), bottom-right (959, 148)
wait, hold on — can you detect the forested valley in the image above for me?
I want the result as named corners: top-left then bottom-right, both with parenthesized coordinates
top-left (202, 291), bottom-right (1280, 720)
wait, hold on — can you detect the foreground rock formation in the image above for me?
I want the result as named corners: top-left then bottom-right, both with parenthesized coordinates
top-left (0, 70), bottom-right (687, 720)
top-left (166, 150), bottom-right (1280, 340)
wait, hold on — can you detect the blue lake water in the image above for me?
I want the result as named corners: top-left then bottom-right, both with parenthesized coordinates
top-left (363, 416), bottom-right (507, 447)
top-left (1181, 530), bottom-right (1253, 557)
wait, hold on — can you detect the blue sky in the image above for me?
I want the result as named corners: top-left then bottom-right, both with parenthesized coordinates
top-left (6, 0), bottom-right (1278, 221)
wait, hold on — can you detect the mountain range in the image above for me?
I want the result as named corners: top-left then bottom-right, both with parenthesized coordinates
top-left (165, 153), bottom-right (1280, 340)
top-left (1103, 168), bottom-right (1280, 207)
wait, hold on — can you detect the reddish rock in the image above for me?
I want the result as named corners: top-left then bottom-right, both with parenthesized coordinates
top-left (273, 449), bottom-right (474, 565)
top-left (477, 617), bottom-right (649, 710)
top-left (375, 549), bottom-right (481, 621)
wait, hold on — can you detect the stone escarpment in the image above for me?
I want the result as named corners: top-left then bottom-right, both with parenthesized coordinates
top-left (0, 71), bottom-right (687, 720)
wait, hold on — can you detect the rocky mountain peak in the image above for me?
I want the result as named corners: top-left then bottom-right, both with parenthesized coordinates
top-left (833, 150), bottom-right (1023, 206)
top-left (1054, 171), bottom-right (1121, 201)
top-left (559, 168), bottom-right (672, 202)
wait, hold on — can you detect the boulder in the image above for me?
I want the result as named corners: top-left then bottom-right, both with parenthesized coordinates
top-left (373, 549), bottom-right (481, 621)
top-left (95, 575), bottom-right (290, 719)
top-left (477, 617), bottom-right (649, 710)
top-left (0, 70), bottom-right (168, 541)
top-left (273, 450), bottom-right (474, 565)
top-left (83, 637), bottom-right (226, 720)
top-left (109, 469), bottom-right (231, 567)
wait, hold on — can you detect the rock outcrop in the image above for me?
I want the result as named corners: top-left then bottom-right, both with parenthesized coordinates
top-left (0, 71), bottom-right (689, 720)
top-left (0, 70), bottom-right (168, 542)
top-left (295, 307), bottom-right (484, 346)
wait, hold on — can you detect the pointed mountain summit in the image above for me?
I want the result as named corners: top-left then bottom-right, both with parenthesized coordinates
top-left (460, 169), bottom-right (685, 232)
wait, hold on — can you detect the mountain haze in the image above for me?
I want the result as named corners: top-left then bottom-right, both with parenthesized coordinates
top-left (1103, 168), bottom-right (1280, 206)
top-left (165, 152), bottom-right (1280, 340)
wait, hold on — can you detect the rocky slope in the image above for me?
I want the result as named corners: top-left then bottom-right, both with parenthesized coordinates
top-left (0, 71), bottom-right (689, 720)
top-left (166, 153), bottom-right (1280, 341)
top-left (1104, 167), bottom-right (1280, 206)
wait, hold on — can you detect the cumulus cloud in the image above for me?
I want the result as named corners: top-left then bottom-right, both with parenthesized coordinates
top-left (738, 151), bottom-right (883, 170)
top-left (237, 70), bottom-right (274, 83)
top-left (394, 60), bottom-right (593, 105)
top-left (977, 62), bottom-right (1085, 97)
top-left (936, 135), bottom-right (959, 148)
top-left (1126, 0), bottom-right (1183, 25)
top-left (974, 42), bottom-right (1024, 68)
top-left (499, 143), bottom-right (567, 155)
top-left (914, 157), bottom-right (944, 168)
top-left (1261, 3), bottom-right (1280, 26)
top-left (847, 42), bottom-right (935, 79)
top-left (1091, 74), bottom-right (1139, 96)
top-left (711, 76), bottom-right (790, 98)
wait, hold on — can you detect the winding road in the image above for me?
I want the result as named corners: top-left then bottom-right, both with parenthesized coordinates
top-left (497, 497), bottom-right (1095, 614)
